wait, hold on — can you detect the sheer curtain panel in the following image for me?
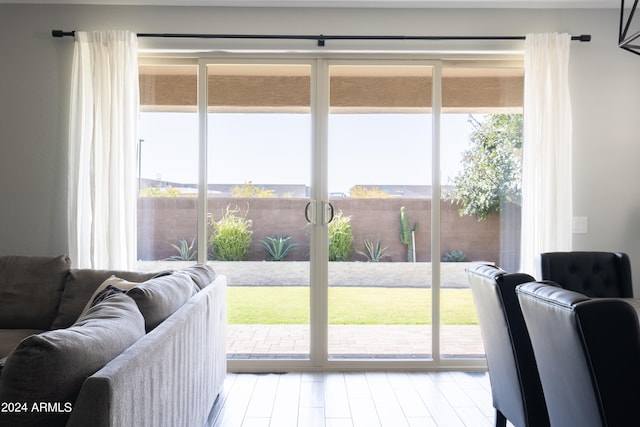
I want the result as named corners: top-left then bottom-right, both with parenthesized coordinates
top-left (520, 33), bottom-right (573, 276)
top-left (68, 30), bottom-right (139, 269)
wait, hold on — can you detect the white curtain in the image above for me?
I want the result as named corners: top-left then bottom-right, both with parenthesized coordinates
top-left (68, 30), bottom-right (139, 269)
top-left (520, 33), bottom-right (573, 276)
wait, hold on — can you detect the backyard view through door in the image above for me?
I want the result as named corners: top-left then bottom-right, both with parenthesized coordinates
top-left (327, 64), bottom-right (435, 359)
top-left (136, 59), bottom-right (524, 366)
top-left (207, 63), bottom-right (312, 360)
top-left (439, 66), bottom-right (524, 359)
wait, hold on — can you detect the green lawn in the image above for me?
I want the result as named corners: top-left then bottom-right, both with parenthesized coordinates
top-left (228, 286), bottom-right (478, 325)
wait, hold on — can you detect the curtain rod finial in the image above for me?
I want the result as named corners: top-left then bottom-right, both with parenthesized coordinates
top-left (51, 30), bottom-right (75, 38)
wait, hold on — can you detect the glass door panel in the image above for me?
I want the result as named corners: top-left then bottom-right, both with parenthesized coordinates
top-left (137, 64), bottom-right (199, 270)
top-left (439, 66), bottom-right (524, 358)
top-left (327, 64), bottom-right (433, 360)
top-left (206, 63), bottom-right (312, 360)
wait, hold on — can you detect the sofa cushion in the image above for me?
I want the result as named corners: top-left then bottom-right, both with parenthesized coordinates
top-left (0, 255), bottom-right (71, 329)
top-left (51, 268), bottom-right (171, 329)
top-left (0, 293), bottom-right (145, 427)
top-left (0, 329), bottom-right (45, 379)
top-left (127, 273), bottom-right (197, 332)
top-left (179, 264), bottom-right (217, 290)
top-left (0, 328), bottom-right (45, 359)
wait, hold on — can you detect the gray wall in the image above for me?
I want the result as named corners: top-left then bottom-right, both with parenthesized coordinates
top-left (2, 4), bottom-right (640, 288)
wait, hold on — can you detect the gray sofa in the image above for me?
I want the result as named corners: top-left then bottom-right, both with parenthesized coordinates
top-left (0, 255), bottom-right (227, 427)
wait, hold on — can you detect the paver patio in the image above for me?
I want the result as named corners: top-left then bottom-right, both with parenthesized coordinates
top-left (228, 324), bottom-right (485, 359)
top-left (139, 261), bottom-right (487, 359)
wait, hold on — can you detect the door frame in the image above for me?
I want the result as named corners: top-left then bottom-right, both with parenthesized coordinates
top-left (196, 55), bottom-right (489, 372)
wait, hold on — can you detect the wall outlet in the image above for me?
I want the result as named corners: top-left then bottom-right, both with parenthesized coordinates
top-left (573, 216), bottom-right (588, 234)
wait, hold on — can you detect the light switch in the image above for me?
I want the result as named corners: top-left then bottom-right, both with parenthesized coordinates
top-left (573, 216), bottom-right (588, 234)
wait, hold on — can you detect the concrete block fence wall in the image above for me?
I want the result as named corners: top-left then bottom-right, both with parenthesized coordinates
top-left (138, 197), bottom-right (519, 267)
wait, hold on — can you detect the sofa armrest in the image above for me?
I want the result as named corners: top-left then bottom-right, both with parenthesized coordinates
top-left (66, 275), bottom-right (227, 427)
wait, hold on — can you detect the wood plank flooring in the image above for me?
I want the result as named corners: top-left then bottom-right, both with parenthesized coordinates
top-left (208, 371), bottom-right (512, 427)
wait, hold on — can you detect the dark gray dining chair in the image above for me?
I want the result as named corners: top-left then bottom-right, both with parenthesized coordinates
top-left (540, 251), bottom-right (632, 297)
top-left (517, 281), bottom-right (640, 427)
top-left (466, 264), bottom-right (549, 427)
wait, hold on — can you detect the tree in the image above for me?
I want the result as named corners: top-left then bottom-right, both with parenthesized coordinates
top-left (349, 185), bottom-right (391, 198)
top-left (231, 182), bottom-right (275, 198)
top-left (447, 114), bottom-right (523, 220)
top-left (139, 185), bottom-right (182, 197)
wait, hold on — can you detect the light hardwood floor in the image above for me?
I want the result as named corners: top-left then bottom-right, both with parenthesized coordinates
top-left (208, 371), bottom-right (510, 427)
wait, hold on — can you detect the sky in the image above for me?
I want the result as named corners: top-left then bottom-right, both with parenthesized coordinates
top-left (138, 112), bottom-right (476, 195)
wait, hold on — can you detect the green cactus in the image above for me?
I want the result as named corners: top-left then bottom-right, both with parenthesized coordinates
top-left (400, 207), bottom-right (418, 262)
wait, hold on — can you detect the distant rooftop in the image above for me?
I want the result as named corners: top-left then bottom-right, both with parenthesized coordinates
top-left (139, 179), bottom-right (448, 198)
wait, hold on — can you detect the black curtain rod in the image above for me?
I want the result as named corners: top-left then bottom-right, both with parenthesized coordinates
top-left (51, 30), bottom-right (591, 47)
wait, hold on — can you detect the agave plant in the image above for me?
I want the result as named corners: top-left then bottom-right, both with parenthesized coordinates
top-left (260, 235), bottom-right (298, 261)
top-left (356, 238), bottom-right (390, 262)
top-left (166, 238), bottom-right (197, 261)
top-left (442, 249), bottom-right (468, 262)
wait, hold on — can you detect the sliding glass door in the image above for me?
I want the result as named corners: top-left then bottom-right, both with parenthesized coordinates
top-left (438, 66), bottom-right (524, 360)
top-left (137, 64), bottom-right (199, 267)
top-left (326, 63), bottom-right (434, 361)
top-left (137, 56), bottom-right (523, 371)
top-left (206, 62), bottom-right (313, 361)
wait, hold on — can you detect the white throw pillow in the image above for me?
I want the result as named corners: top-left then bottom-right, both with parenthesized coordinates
top-left (77, 276), bottom-right (140, 320)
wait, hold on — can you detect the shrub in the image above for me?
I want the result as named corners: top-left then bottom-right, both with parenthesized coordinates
top-left (260, 235), bottom-right (298, 261)
top-left (328, 211), bottom-right (353, 262)
top-left (208, 205), bottom-right (253, 261)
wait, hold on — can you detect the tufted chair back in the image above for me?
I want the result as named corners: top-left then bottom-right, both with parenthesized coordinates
top-left (517, 281), bottom-right (640, 427)
top-left (466, 264), bottom-right (549, 427)
top-left (540, 251), bottom-right (633, 297)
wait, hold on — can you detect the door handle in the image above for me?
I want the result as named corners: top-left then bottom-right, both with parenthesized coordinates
top-left (323, 202), bottom-right (335, 225)
top-left (304, 201), bottom-right (317, 224)
top-left (306, 201), bottom-right (333, 225)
